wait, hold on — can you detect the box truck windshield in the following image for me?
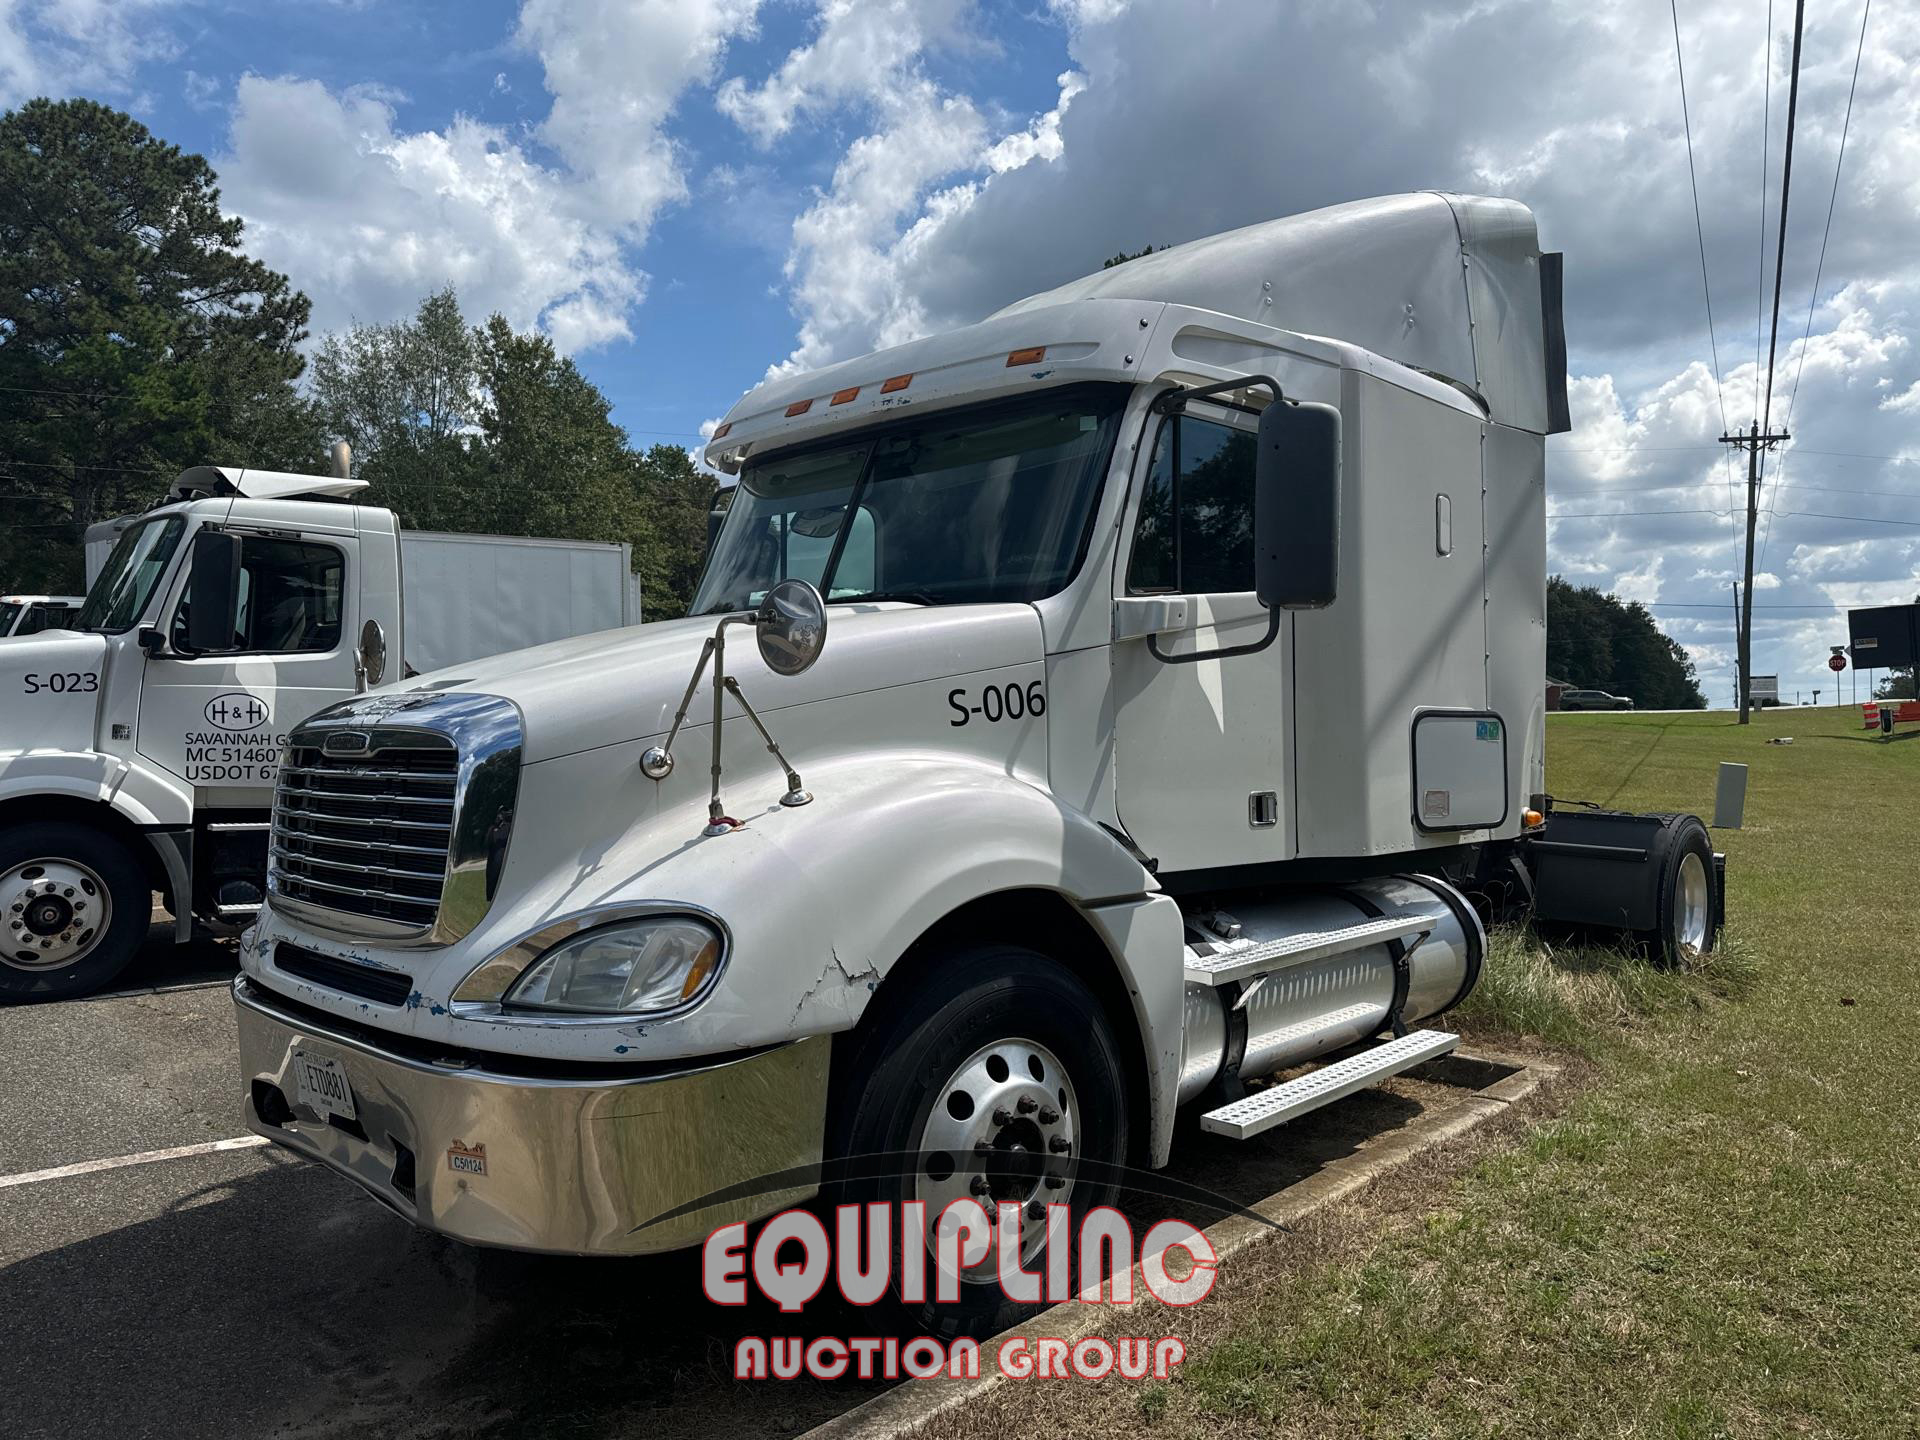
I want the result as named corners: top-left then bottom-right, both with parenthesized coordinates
top-left (694, 383), bottom-right (1125, 614)
top-left (75, 514), bottom-right (185, 633)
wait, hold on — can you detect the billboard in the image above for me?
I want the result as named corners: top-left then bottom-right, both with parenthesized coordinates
top-left (1848, 604), bottom-right (1920, 669)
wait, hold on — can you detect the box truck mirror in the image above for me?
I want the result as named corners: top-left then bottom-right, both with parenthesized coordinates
top-left (1255, 400), bottom-right (1341, 610)
top-left (184, 530), bottom-right (244, 655)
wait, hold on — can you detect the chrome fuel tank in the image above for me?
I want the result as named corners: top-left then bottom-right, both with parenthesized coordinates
top-left (1174, 873), bottom-right (1483, 1104)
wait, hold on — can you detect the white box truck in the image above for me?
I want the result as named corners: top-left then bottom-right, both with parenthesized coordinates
top-left (227, 194), bottom-right (1721, 1330)
top-left (0, 465), bottom-right (637, 999)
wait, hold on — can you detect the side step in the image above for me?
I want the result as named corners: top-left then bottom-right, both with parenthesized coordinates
top-left (1184, 913), bottom-right (1440, 987)
top-left (1198, 1029), bottom-right (1459, 1139)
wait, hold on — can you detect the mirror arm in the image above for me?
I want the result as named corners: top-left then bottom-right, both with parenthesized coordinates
top-left (1146, 606), bottom-right (1279, 665)
top-left (1152, 373), bottom-right (1285, 416)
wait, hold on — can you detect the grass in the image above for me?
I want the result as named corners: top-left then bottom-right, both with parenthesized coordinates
top-left (932, 704), bottom-right (1920, 1438)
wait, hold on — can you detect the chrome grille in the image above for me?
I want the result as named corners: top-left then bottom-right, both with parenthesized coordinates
top-left (270, 733), bottom-right (456, 931)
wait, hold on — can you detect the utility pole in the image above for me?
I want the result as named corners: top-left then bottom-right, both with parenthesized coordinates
top-left (1721, 420), bottom-right (1790, 722)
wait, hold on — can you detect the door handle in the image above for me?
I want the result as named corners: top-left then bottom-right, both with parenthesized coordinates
top-left (1113, 596), bottom-right (1192, 641)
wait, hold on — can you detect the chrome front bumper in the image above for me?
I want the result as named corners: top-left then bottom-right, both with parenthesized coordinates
top-left (233, 977), bottom-right (830, 1256)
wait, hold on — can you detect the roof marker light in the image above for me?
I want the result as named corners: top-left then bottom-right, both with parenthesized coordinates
top-left (711, 422), bottom-right (732, 439)
top-left (830, 386), bottom-right (860, 406)
top-left (881, 374), bottom-right (912, 393)
top-left (785, 400), bottom-right (813, 417)
top-left (1006, 346), bottom-right (1046, 367)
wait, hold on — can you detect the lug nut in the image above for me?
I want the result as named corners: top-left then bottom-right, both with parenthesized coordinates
top-left (1038, 1106), bottom-right (1060, 1125)
top-left (1016, 1095), bottom-right (1038, 1115)
top-left (974, 1139), bottom-right (993, 1154)
top-left (1045, 1174), bottom-right (1066, 1190)
top-left (992, 1107), bottom-right (1012, 1128)
top-left (1026, 1202), bottom-right (1046, 1221)
top-left (970, 1175), bottom-right (992, 1198)
top-left (1049, 1136), bottom-right (1071, 1153)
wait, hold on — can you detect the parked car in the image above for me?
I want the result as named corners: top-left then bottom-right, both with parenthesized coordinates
top-left (1561, 687), bottom-right (1634, 711)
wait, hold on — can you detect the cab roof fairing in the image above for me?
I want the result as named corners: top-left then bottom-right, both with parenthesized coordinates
top-left (705, 193), bottom-right (1563, 474)
top-left (702, 298), bottom-right (1164, 474)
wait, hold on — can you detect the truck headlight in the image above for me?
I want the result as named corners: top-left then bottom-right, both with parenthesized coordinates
top-left (503, 917), bottom-right (723, 1015)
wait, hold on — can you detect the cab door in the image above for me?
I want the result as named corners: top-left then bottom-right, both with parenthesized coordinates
top-left (1111, 403), bottom-right (1292, 875)
top-left (138, 528), bottom-right (361, 804)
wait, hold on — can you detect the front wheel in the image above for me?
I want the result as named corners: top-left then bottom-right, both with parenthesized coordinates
top-left (0, 822), bottom-right (152, 1001)
top-left (828, 942), bottom-right (1132, 1337)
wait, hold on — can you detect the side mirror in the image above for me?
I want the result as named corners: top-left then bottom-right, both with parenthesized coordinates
top-left (185, 530), bottom-right (243, 654)
top-left (1254, 400), bottom-right (1341, 610)
top-left (357, 618), bottom-right (388, 689)
top-left (754, 578), bottom-right (828, 676)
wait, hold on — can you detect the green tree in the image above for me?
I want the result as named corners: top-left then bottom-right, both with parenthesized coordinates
top-left (0, 97), bottom-right (320, 591)
top-left (310, 289), bottom-right (724, 619)
top-left (1547, 576), bottom-right (1706, 708)
top-left (1102, 244), bottom-right (1164, 269)
top-left (309, 287), bottom-right (486, 530)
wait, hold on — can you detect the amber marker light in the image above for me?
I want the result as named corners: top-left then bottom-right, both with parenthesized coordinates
top-left (881, 374), bottom-right (912, 393)
top-left (830, 386), bottom-right (860, 405)
top-left (1006, 346), bottom-right (1046, 366)
top-left (785, 399), bottom-right (812, 417)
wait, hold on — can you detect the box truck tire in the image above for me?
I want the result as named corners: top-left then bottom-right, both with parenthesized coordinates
top-left (0, 822), bottom-right (150, 1001)
top-left (829, 942), bottom-right (1131, 1338)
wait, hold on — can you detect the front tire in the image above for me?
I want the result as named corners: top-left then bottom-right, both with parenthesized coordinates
top-left (0, 822), bottom-right (151, 1001)
top-left (828, 942), bottom-right (1131, 1338)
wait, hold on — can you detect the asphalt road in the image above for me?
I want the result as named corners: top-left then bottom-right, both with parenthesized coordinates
top-left (1, 920), bottom-right (1491, 1440)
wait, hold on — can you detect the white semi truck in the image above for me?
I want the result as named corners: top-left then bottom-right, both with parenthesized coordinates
top-left (229, 194), bottom-right (1721, 1328)
top-left (0, 467), bottom-right (639, 999)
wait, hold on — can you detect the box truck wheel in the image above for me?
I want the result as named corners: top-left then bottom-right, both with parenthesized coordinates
top-left (829, 942), bottom-right (1131, 1337)
top-left (0, 822), bottom-right (150, 1002)
top-left (1645, 814), bottom-right (1716, 967)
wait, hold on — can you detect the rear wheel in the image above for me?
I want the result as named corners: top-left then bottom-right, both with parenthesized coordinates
top-left (829, 942), bottom-right (1131, 1338)
top-left (0, 823), bottom-right (151, 1001)
top-left (1645, 814), bottom-right (1715, 966)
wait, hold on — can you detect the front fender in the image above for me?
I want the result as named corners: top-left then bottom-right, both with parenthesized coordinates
top-left (0, 748), bottom-right (193, 828)
top-left (503, 746), bottom-right (1155, 1048)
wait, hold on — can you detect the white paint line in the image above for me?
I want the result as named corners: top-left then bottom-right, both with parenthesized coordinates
top-left (0, 1135), bottom-right (270, 1190)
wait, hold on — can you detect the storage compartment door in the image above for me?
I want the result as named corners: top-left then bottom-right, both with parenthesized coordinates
top-left (1411, 710), bottom-right (1508, 831)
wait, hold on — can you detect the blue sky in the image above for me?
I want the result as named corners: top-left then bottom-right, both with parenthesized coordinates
top-left (5, 0), bottom-right (1919, 705)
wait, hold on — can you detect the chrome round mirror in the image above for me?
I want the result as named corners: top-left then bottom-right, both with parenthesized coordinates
top-left (755, 579), bottom-right (828, 677)
top-left (359, 617), bottom-right (388, 688)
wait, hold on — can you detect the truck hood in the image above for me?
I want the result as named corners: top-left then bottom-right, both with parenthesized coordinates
top-left (375, 603), bottom-right (1044, 764)
top-left (0, 630), bottom-right (108, 754)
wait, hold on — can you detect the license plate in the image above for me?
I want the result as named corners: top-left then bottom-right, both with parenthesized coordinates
top-left (291, 1049), bottom-right (357, 1122)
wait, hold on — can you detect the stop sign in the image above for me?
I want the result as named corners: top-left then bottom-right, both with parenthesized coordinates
top-left (1829, 654), bottom-right (1847, 672)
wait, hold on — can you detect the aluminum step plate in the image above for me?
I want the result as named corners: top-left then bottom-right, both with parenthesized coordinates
top-left (1184, 913), bottom-right (1441, 987)
top-left (1199, 1029), bottom-right (1459, 1139)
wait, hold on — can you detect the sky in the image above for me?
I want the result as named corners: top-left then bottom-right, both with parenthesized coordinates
top-left (3, 0), bottom-right (1917, 707)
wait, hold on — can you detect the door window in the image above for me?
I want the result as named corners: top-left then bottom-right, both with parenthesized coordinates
top-left (172, 537), bottom-right (345, 653)
top-left (1126, 413), bottom-right (1257, 594)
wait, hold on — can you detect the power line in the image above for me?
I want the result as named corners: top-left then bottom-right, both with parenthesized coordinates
top-left (1757, 0), bottom-right (1874, 582)
top-left (1756, 0), bottom-right (1773, 421)
top-left (1670, 0), bottom-right (1738, 519)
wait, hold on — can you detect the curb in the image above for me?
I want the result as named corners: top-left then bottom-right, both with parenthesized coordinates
top-left (800, 1050), bottom-right (1556, 1440)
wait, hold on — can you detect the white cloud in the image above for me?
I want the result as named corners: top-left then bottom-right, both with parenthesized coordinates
top-left (518, 0), bottom-right (761, 232)
top-left (214, 1), bottom-right (765, 352)
top-left (1882, 379), bottom-right (1920, 415)
top-left (0, 0), bottom-right (177, 106)
top-left (1612, 554), bottom-right (1665, 604)
top-left (220, 75), bottom-right (644, 351)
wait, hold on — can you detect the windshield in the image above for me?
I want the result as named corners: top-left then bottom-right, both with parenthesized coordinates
top-left (693, 384), bottom-right (1126, 615)
top-left (76, 515), bottom-right (186, 633)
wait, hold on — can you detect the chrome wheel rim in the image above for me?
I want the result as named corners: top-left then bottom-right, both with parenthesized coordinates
top-left (915, 1036), bottom-right (1078, 1285)
top-left (3, 857), bottom-right (111, 972)
top-left (1675, 851), bottom-right (1710, 959)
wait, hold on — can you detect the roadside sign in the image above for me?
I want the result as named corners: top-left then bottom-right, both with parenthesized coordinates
top-left (1829, 654), bottom-right (1847, 673)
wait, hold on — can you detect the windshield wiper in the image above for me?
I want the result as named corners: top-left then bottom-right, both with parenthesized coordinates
top-left (841, 590), bottom-right (939, 606)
